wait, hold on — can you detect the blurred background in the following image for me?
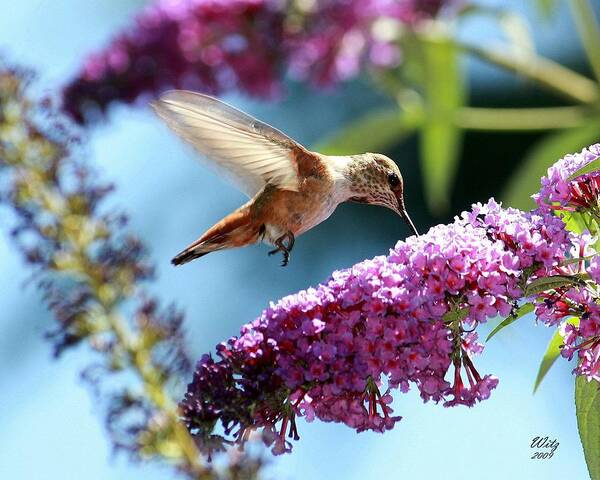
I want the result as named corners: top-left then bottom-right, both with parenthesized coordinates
top-left (0, 0), bottom-right (598, 479)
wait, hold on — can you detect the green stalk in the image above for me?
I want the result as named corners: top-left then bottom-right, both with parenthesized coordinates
top-left (570, 0), bottom-right (600, 83)
top-left (109, 314), bottom-right (208, 476)
top-left (455, 106), bottom-right (592, 131)
top-left (461, 42), bottom-right (599, 105)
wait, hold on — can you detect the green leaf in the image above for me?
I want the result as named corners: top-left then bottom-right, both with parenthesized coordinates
top-left (314, 108), bottom-right (418, 156)
top-left (533, 317), bottom-right (580, 393)
top-left (567, 156), bottom-right (600, 181)
top-left (536, 0), bottom-right (558, 18)
top-left (442, 306), bottom-right (469, 324)
top-left (559, 210), bottom-right (592, 235)
top-left (418, 34), bottom-right (465, 214)
top-left (576, 375), bottom-right (600, 480)
top-left (570, 0), bottom-right (600, 83)
top-left (486, 303), bottom-right (534, 342)
top-left (524, 275), bottom-right (584, 297)
top-left (501, 119), bottom-right (600, 210)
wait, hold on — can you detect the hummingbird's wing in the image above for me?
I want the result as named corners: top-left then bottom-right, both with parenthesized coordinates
top-left (151, 90), bottom-right (309, 197)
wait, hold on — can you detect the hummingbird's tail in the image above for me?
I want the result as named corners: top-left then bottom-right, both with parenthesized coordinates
top-left (171, 207), bottom-right (260, 266)
top-left (171, 246), bottom-right (212, 266)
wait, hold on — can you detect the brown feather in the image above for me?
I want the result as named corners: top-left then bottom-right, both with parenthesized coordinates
top-left (171, 205), bottom-right (262, 265)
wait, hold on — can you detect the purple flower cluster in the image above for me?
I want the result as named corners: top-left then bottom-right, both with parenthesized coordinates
top-left (561, 301), bottom-right (600, 382)
top-left (535, 271), bottom-right (600, 383)
top-left (285, 0), bottom-right (447, 86)
top-left (535, 143), bottom-right (600, 213)
top-left (589, 255), bottom-right (600, 284)
top-left (181, 199), bottom-right (571, 455)
top-left (62, 0), bottom-right (450, 123)
top-left (63, 0), bottom-right (286, 122)
top-left (529, 145), bottom-right (600, 383)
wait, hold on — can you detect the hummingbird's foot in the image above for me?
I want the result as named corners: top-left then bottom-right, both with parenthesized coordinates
top-left (268, 231), bottom-right (295, 267)
top-left (280, 250), bottom-right (290, 267)
top-left (267, 246), bottom-right (290, 266)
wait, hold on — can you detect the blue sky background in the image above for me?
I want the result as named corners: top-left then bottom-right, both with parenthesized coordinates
top-left (0, 1), bottom-right (594, 479)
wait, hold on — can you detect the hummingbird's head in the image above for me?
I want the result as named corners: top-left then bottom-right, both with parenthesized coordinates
top-left (347, 153), bottom-right (419, 237)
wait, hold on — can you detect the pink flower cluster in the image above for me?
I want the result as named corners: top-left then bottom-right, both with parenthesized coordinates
top-left (531, 145), bottom-right (600, 382)
top-left (62, 0), bottom-right (451, 122)
top-left (535, 272), bottom-right (600, 383)
top-left (181, 199), bottom-right (571, 455)
top-left (63, 0), bottom-right (286, 122)
top-left (286, 0), bottom-right (447, 85)
top-left (535, 143), bottom-right (600, 212)
top-left (561, 299), bottom-right (600, 383)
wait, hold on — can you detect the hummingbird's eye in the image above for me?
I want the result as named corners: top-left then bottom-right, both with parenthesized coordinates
top-left (387, 172), bottom-right (400, 188)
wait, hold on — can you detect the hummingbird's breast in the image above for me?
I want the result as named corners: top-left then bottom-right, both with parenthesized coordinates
top-left (251, 172), bottom-right (348, 245)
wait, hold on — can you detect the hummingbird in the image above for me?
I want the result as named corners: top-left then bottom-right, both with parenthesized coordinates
top-left (152, 90), bottom-right (418, 267)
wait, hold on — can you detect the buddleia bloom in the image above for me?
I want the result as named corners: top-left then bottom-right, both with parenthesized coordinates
top-left (533, 145), bottom-right (600, 383)
top-left (534, 143), bottom-right (600, 215)
top-left (181, 199), bottom-right (572, 455)
top-left (62, 0), bottom-right (452, 123)
top-left (532, 254), bottom-right (600, 383)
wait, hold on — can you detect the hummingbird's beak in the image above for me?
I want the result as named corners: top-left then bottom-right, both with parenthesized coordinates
top-left (396, 195), bottom-right (419, 237)
top-left (400, 208), bottom-right (419, 237)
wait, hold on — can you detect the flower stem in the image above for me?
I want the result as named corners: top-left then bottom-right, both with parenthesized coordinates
top-left (460, 42), bottom-right (599, 105)
top-left (108, 312), bottom-right (208, 477)
top-left (454, 106), bottom-right (594, 131)
top-left (570, 0), bottom-right (600, 83)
